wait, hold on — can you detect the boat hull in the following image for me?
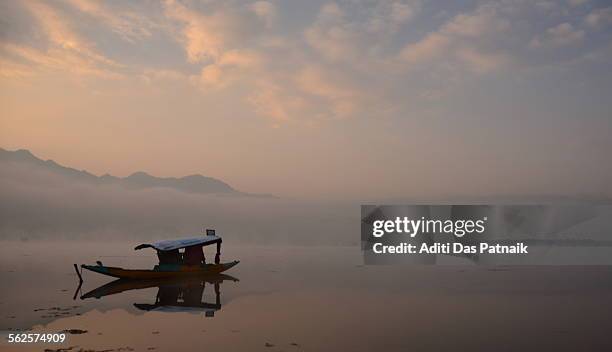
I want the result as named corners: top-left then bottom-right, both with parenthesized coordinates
top-left (81, 261), bottom-right (239, 280)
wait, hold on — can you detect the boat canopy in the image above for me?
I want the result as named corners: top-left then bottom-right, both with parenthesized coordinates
top-left (135, 235), bottom-right (221, 252)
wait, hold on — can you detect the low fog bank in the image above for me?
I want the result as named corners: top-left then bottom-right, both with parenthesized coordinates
top-left (0, 162), bottom-right (358, 245)
top-left (3, 160), bottom-right (611, 245)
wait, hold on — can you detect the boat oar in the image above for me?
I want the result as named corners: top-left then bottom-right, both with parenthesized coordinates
top-left (73, 264), bottom-right (83, 300)
top-left (73, 263), bottom-right (83, 283)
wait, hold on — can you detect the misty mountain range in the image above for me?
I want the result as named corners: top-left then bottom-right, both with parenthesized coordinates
top-left (0, 147), bottom-right (352, 243)
top-left (0, 148), bottom-right (268, 197)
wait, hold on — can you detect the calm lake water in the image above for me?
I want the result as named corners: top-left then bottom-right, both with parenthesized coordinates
top-left (2, 240), bottom-right (612, 351)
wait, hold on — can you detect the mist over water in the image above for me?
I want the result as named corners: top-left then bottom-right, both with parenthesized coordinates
top-left (3, 154), bottom-right (610, 246)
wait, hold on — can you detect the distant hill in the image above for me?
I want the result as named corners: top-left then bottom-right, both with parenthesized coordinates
top-left (0, 148), bottom-right (268, 196)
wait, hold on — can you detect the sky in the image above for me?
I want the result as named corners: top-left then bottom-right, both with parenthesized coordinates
top-left (1, 0), bottom-right (611, 199)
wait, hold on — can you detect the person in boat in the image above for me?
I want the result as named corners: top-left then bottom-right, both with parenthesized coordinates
top-left (157, 248), bottom-right (181, 264)
top-left (184, 245), bottom-right (206, 265)
top-left (156, 244), bottom-right (210, 266)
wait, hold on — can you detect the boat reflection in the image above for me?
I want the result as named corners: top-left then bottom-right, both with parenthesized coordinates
top-left (80, 274), bottom-right (239, 317)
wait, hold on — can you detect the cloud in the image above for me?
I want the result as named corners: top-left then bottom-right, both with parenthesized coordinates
top-left (248, 81), bottom-right (306, 124)
top-left (399, 2), bottom-right (510, 72)
top-left (27, 1), bottom-right (119, 66)
top-left (162, 1), bottom-right (329, 122)
top-left (163, 0), bottom-right (266, 64)
top-left (140, 68), bottom-right (187, 84)
top-left (164, 0), bottom-right (229, 62)
top-left (65, 0), bottom-right (156, 42)
top-left (0, 1), bottom-right (123, 78)
top-left (584, 7), bottom-right (612, 29)
top-left (397, 0), bottom-right (611, 78)
top-left (305, 1), bottom-right (420, 63)
top-left (304, 3), bottom-right (358, 62)
top-left (296, 66), bottom-right (360, 118)
top-left (161, 1), bottom-right (389, 122)
top-left (246, 64), bottom-right (372, 124)
top-left (456, 48), bottom-right (510, 73)
top-left (535, 1), bottom-right (557, 12)
top-left (195, 49), bottom-right (262, 88)
top-left (400, 32), bottom-right (450, 64)
top-left (529, 22), bottom-right (585, 48)
top-left (162, 1), bottom-right (271, 92)
top-left (1, 43), bottom-right (122, 78)
top-left (250, 1), bottom-right (277, 28)
top-left (442, 4), bottom-right (510, 38)
top-left (1, 0), bottom-right (610, 128)
top-left (568, 0), bottom-right (588, 7)
top-left (390, 2), bottom-right (418, 23)
top-left (0, 56), bottom-right (34, 78)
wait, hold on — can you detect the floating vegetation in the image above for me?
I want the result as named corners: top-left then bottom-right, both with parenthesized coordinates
top-left (61, 329), bottom-right (88, 334)
top-left (36, 306), bottom-right (82, 318)
top-left (44, 347), bottom-right (134, 352)
top-left (44, 346), bottom-right (77, 352)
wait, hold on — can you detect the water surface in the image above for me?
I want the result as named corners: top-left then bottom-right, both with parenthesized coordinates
top-left (1, 241), bottom-right (612, 351)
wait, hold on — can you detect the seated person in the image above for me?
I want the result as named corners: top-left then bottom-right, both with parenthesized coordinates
top-left (157, 249), bottom-right (181, 264)
top-left (184, 245), bottom-right (205, 265)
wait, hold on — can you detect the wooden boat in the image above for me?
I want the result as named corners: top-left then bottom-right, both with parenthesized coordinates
top-left (81, 261), bottom-right (239, 279)
top-left (80, 230), bottom-right (239, 280)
